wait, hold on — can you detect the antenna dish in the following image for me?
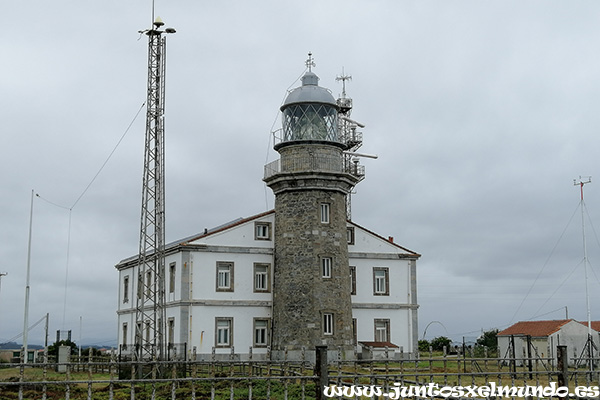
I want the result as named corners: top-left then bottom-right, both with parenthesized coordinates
top-left (154, 17), bottom-right (164, 27)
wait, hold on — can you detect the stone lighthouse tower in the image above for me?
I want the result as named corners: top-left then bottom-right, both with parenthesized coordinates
top-left (264, 55), bottom-right (363, 360)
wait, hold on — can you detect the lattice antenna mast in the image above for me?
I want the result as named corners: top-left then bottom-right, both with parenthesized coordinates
top-left (134, 16), bottom-right (175, 363)
top-left (336, 70), bottom-right (376, 220)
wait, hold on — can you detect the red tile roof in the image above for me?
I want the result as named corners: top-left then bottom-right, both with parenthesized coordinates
top-left (359, 341), bottom-right (399, 349)
top-left (498, 320), bottom-right (573, 337)
top-left (578, 321), bottom-right (600, 332)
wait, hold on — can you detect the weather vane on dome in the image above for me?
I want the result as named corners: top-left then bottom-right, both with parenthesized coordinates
top-left (305, 52), bottom-right (316, 72)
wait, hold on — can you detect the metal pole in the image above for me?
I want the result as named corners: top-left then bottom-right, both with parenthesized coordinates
top-left (79, 316), bottom-right (82, 359)
top-left (0, 272), bottom-right (6, 299)
top-left (574, 177), bottom-right (593, 371)
top-left (0, 272), bottom-right (7, 329)
top-left (22, 189), bottom-right (34, 363)
top-left (44, 313), bottom-right (49, 351)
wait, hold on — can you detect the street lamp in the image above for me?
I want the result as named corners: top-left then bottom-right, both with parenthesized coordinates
top-left (0, 272), bottom-right (7, 329)
top-left (0, 272), bottom-right (6, 294)
top-left (0, 271), bottom-right (6, 302)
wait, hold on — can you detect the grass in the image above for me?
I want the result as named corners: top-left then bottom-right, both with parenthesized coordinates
top-left (0, 354), bottom-right (596, 399)
top-left (0, 365), bottom-right (318, 400)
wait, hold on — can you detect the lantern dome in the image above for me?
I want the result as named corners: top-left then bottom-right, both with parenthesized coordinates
top-left (279, 71), bottom-right (340, 144)
top-left (281, 72), bottom-right (338, 109)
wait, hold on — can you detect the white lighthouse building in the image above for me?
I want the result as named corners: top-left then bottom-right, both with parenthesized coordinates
top-left (116, 58), bottom-right (420, 360)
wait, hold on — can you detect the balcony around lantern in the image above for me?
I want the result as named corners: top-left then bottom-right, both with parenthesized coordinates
top-left (263, 156), bottom-right (365, 181)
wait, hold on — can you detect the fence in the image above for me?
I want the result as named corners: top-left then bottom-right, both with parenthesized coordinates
top-left (0, 345), bottom-right (598, 400)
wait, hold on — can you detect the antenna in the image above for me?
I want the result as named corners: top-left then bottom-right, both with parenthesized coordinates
top-left (334, 72), bottom-right (377, 220)
top-left (573, 176), bottom-right (593, 371)
top-left (336, 68), bottom-right (352, 99)
top-left (134, 14), bottom-right (175, 369)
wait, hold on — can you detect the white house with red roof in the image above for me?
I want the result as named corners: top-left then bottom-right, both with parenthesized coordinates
top-left (498, 319), bottom-right (599, 366)
top-left (115, 210), bottom-right (420, 360)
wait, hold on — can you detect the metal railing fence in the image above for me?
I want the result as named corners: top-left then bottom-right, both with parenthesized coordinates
top-left (1, 345), bottom-right (599, 400)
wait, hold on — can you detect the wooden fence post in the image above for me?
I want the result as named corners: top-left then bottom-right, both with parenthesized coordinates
top-left (526, 335), bottom-right (533, 379)
top-left (315, 346), bottom-right (328, 400)
top-left (557, 345), bottom-right (568, 397)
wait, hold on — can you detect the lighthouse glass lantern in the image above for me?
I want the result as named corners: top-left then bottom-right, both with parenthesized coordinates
top-left (280, 72), bottom-right (340, 143)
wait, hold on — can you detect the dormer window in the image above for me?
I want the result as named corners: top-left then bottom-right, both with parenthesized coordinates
top-left (255, 222), bottom-right (271, 240)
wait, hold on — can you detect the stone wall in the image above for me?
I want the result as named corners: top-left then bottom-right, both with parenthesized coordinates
top-left (267, 142), bottom-right (357, 356)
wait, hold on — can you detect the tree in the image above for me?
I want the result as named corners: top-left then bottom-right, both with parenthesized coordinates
top-left (418, 339), bottom-right (430, 352)
top-left (476, 329), bottom-right (498, 351)
top-left (430, 336), bottom-right (452, 351)
top-left (48, 339), bottom-right (78, 357)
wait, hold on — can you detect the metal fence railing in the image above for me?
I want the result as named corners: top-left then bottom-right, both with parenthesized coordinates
top-left (1, 345), bottom-right (598, 400)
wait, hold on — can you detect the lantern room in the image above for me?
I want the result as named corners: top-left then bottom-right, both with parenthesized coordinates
top-left (278, 69), bottom-right (340, 148)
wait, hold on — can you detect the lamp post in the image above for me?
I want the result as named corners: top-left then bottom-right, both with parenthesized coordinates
top-left (0, 272), bottom-right (6, 296)
top-left (0, 272), bottom-right (7, 315)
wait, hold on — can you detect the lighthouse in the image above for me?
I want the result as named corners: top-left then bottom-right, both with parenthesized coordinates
top-left (264, 54), bottom-right (364, 360)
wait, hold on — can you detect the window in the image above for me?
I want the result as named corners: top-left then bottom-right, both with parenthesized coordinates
top-left (349, 266), bottom-right (356, 295)
top-left (347, 227), bottom-right (355, 245)
top-left (168, 318), bottom-right (175, 344)
top-left (254, 263), bottom-right (270, 292)
top-left (352, 318), bottom-right (357, 345)
top-left (320, 203), bottom-right (330, 224)
top-left (135, 322), bottom-right (142, 345)
top-left (323, 313), bottom-right (334, 335)
top-left (146, 271), bottom-right (152, 296)
top-left (255, 222), bottom-right (271, 240)
top-left (321, 257), bottom-right (332, 278)
top-left (215, 318), bottom-right (233, 347)
top-left (123, 276), bottom-right (129, 303)
top-left (137, 273), bottom-right (143, 299)
top-left (122, 323), bottom-right (128, 346)
top-left (145, 321), bottom-right (151, 342)
top-left (373, 267), bottom-right (389, 296)
top-left (216, 262), bottom-right (234, 292)
top-left (169, 263), bottom-right (176, 294)
top-left (374, 319), bottom-right (390, 342)
top-left (253, 318), bottom-right (269, 347)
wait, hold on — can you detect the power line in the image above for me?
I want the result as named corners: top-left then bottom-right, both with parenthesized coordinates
top-left (1, 314), bottom-right (47, 345)
top-left (31, 101), bottom-right (146, 333)
top-left (508, 202), bottom-right (580, 324)
top-left (70, 102), bottom-right (146, 210)
top-left (529, 259), bottom-right (584, 320)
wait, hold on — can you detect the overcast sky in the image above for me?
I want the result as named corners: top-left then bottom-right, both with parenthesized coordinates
top-left (2, 1), bottom-right (600, 347)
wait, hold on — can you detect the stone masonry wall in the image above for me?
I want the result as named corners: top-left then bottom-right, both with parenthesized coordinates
top-left (270, 143), bottom-right (355, 354)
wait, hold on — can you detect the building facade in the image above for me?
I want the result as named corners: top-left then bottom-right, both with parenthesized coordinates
top-left (116, 59), bottom-right (420, 360)
top-left (498, 319), bottom-right (600, 366)
top-left (116, 211), bottom-right (419, 360)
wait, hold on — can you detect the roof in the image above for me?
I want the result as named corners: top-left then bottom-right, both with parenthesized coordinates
top-left (498, 320), bottom-right (573, 337)
top-left (359, 341), bottom-right (399, 349)
top-left (115, 209), bottom-right (420, 267)
top-left (179, 210), bottom-right (275, 245)
top-left (281, 71), bottom-right (337, 109)
top-left (578, 321), bottom-right (600, 332)
top-left (116, 210), bottom-right (275, 266)
top-left (348, 220), bottom-right (421, 258)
